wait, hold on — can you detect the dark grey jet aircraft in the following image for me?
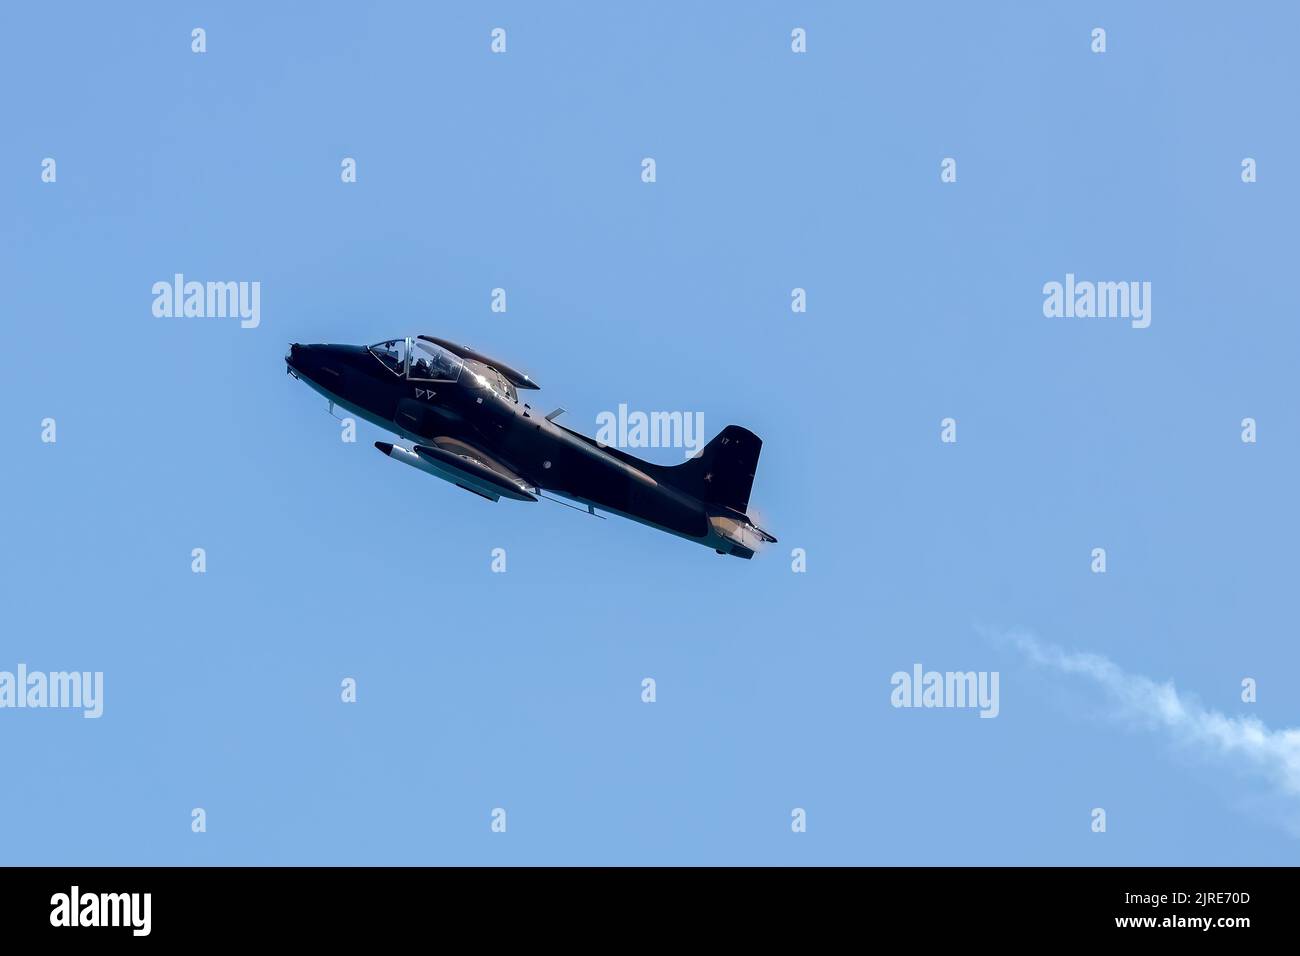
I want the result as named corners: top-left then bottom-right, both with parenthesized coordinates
top-left (286, 335), bottom-right (776, 558)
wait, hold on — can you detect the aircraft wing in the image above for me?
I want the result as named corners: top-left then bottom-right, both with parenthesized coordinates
top-left (375, 438), bottom-right (538, 502)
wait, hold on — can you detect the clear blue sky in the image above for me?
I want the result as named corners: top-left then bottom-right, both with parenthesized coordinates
top-left (3, 2), bottom-right (1298, 864)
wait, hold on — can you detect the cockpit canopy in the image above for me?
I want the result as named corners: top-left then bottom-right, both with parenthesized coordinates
top-left (369, 337), bottom-right (464, 383)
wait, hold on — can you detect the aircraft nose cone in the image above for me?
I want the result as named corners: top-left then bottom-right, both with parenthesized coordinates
top-left (286, 342), bottom-right (326, 372)
top-left (286, 342), bottom-right (330, 383)
top-left (285, 343), bottom-right (356, 389)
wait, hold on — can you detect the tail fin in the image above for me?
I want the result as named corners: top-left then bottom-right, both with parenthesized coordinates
top-left (668, 425), bottom-right (763, 514)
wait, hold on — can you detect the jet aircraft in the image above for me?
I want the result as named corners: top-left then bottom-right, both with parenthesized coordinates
top-left (286, 336), bottom-right (776, 558)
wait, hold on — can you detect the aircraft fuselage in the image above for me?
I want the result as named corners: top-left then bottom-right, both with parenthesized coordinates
top-left (286, 340), bottom-right (773, 557)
